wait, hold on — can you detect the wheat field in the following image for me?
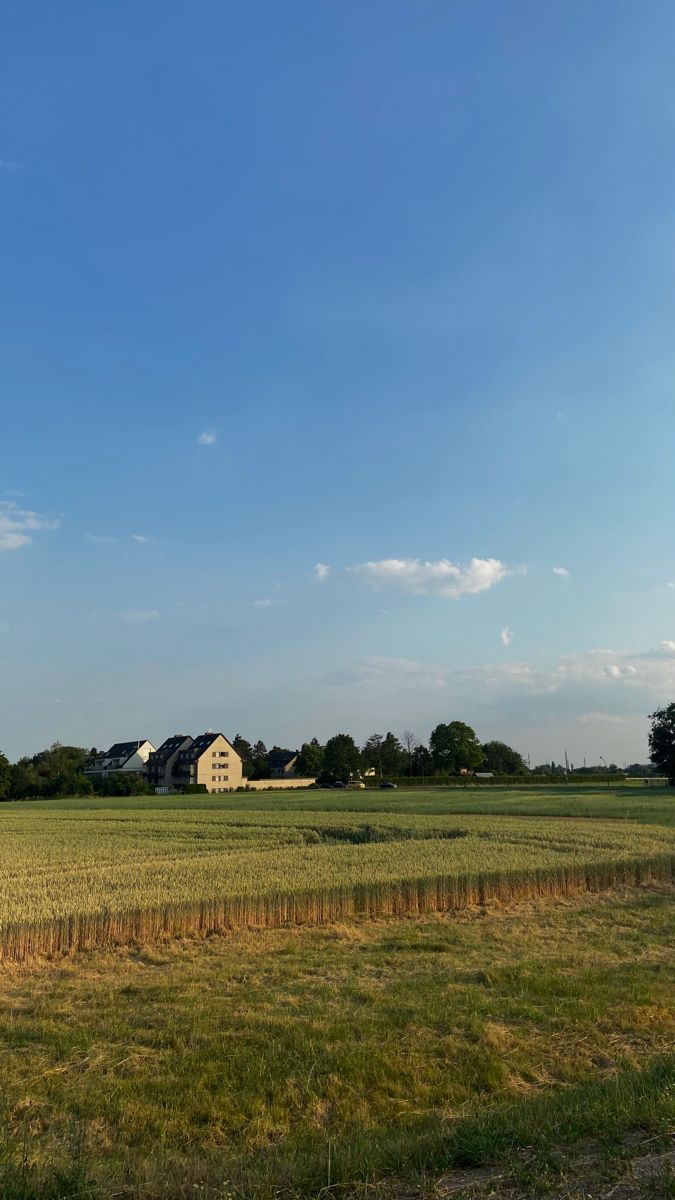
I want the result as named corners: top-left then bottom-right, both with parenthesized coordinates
top-left (0, 800), bottom-right (673, 961)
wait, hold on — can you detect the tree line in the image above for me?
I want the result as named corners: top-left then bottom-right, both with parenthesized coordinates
top-left (3, 707), bottom-right (669, 800)
top-left (234, 723), bottom-right (527, 784)
top-left (0, 724), bottom-right (525, 799)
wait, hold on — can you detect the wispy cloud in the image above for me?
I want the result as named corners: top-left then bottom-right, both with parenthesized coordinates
top-left (85, 533), bottom-right (119, 545)
top-left (117, 609), bottom-right (159, 623)
top-left (314, 563), bottom-right (331, 581)
top-left (343, 556), bottom-right (511, 599)
top-left (326, 643), bottom-right (675, 704)
top-left (253, 598), bottom-right (288, 608)
top-left (198, 430), bottom-right (217, 446)
top-left (500, 626), bottom-right (513, 647)
top-left (552, 566), bottom-right (570, 578)
top-left (131, 534), bottom-right (151, 544)
top-left (0, 502), bottom-right (59, 552)
top-left (0, 160), bottom-right (20, 173)
top-left (577, 712), bottom-right (628, 725)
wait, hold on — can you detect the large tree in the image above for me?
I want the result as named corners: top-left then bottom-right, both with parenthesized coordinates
top-left (411, 744), bottom-right (433, 776)
top-left (232, 735), bottom-right (254, 777)
top-left (30, 742), bottom-right (90, 795)
top-left (362, 734), bottom-right (385, 776)
top-left (295, 738), bottom-right (324, 778)
top-left (648, 704), bottom-right (675, 784)
top-left (380, 732), bottom-right (405, 776)
top-left (481, 740), bottom-right (527, 775)
top-left (321, 734), bottom-right (362, 784)
top-left (429, 721), bottom-right (484, 774)
top-left (0, 751), bottom-right (10, 800)
top-left (401, 730), bottom-right (419, 776)
top-left (250, 740), bottom-right (269, 780)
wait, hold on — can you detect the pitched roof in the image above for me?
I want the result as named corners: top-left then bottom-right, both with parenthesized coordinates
top-left (148, 735), bottom-right (192, 765)
top-left (105, 740), bottom-right (148, 761)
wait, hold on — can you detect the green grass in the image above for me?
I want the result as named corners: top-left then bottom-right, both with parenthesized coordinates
top-left (1, 786), bottom-right (673, 1197)
top-left (14, 782), bottom-right (674, 825)
top-left (0, 887), bottom-right (672, 1198)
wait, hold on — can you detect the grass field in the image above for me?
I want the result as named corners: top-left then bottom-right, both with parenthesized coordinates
top-left (0, 786), bottom-right (673, 1198)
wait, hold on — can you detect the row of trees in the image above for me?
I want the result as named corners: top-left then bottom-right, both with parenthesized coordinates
top-left (0, 725), bottom-right (526, 799)
top-left (278, 723), bottom-right (527, 785)
top-left (0, 743), bottom-right (131, 801)
top-left (6, 707), bottom-right (670, 799)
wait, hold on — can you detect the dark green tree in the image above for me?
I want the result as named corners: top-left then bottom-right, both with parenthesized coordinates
top-left (30, 743), bottom-right (90, 796)
top-left (481, 740), bottom-right (527, 774)
top-left (0, 751), bottom-right (10, 800)
top-left (295, 738), bottom-right (324, 777)
top-left (8, 758), bottom-right (40, 798)
top-left (411, 744), bottom-right (433, 776)
top-left (362, 734), bottom-right (385, 776)
top-left (92, 773), bottom-right (148, 796)
top-left (429, 721), bottom-right (484, 774)
top-left (250, 740), bottom-right (269, 780)
top-left (232, 735), bottom-right (254, 778)
top-left (401, 731), bottom-right (419, 776)
top-left (380, 732), bottom-right (405, 776)
top-left (321, 734), bottom-right (362, 784)
top-left (648, 704), bottom-right (675, 784)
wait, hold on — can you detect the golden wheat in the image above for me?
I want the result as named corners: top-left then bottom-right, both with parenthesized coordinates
top-left (0, 805), bottom-right (671, 961)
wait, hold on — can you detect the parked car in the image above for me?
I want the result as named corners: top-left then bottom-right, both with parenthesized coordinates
top-left (379, 781), bottom-right (397, 789)
top-left (332, 780), bottom-right (346, 789)
top-left (346, 780), bottom-right (366, 790)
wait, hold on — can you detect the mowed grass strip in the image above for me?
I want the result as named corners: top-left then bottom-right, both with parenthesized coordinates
top-left (0, 888), bottom-right (672, 1199)
top-left (0, 800), bottom-right (672, 960)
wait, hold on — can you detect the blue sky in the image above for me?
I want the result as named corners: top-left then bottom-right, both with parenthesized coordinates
top-left (2, 0), bottom-right (675, 762)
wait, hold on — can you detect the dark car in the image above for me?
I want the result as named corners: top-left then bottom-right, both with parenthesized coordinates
top-left (332, 780), bottom-right (346, 789)
top-left (379, 781), bottom-right (398, 789)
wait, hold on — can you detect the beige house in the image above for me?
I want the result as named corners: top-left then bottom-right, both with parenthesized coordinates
top-left (173, 732), bottom-right (243, 793)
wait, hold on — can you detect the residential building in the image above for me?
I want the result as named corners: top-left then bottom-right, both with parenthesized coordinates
top-left (146, 735), bottom-right (193, 792)
top-left (84, 739), bottom-right (155, 778)
top-left (268, 750), bottom-right (298, 779)
top-left (172, 732), bottom-right (243, 793)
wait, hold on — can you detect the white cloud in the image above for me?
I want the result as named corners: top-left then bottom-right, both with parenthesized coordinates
top-left (253, 598), bottom-right (287, 608)
top-left (314, 563), bottom-right (331, 581)
top-left (131, 534), bottom-right (151, 543)
top-left (667, 582), bottom-right (675, 590)
top-left (0, 502), bottom-right (59, 552)
top-left (344, 556), bottom-right (510, 599)
top-left (0, 160), bottom-right (19, 173)
top-left (86, 533), bottom-right (119, 545)
top-left (500, 627), bottom-right (513, 647)
top-left (331, 643), bottom-right (675, 706)
top-left (198, 431), bottom-right (217, 446)
top-left (552, 566), bottom-right (570, 578)
top-left (660, 640), bottom-right (675, 652)
top-left (577, 712), bottom-right (627, 725)
top-left (117, 609), bottom-right (159, 623)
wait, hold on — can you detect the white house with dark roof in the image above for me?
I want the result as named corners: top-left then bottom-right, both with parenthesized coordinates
top-left (84, 739), bottom-right (155, 778)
